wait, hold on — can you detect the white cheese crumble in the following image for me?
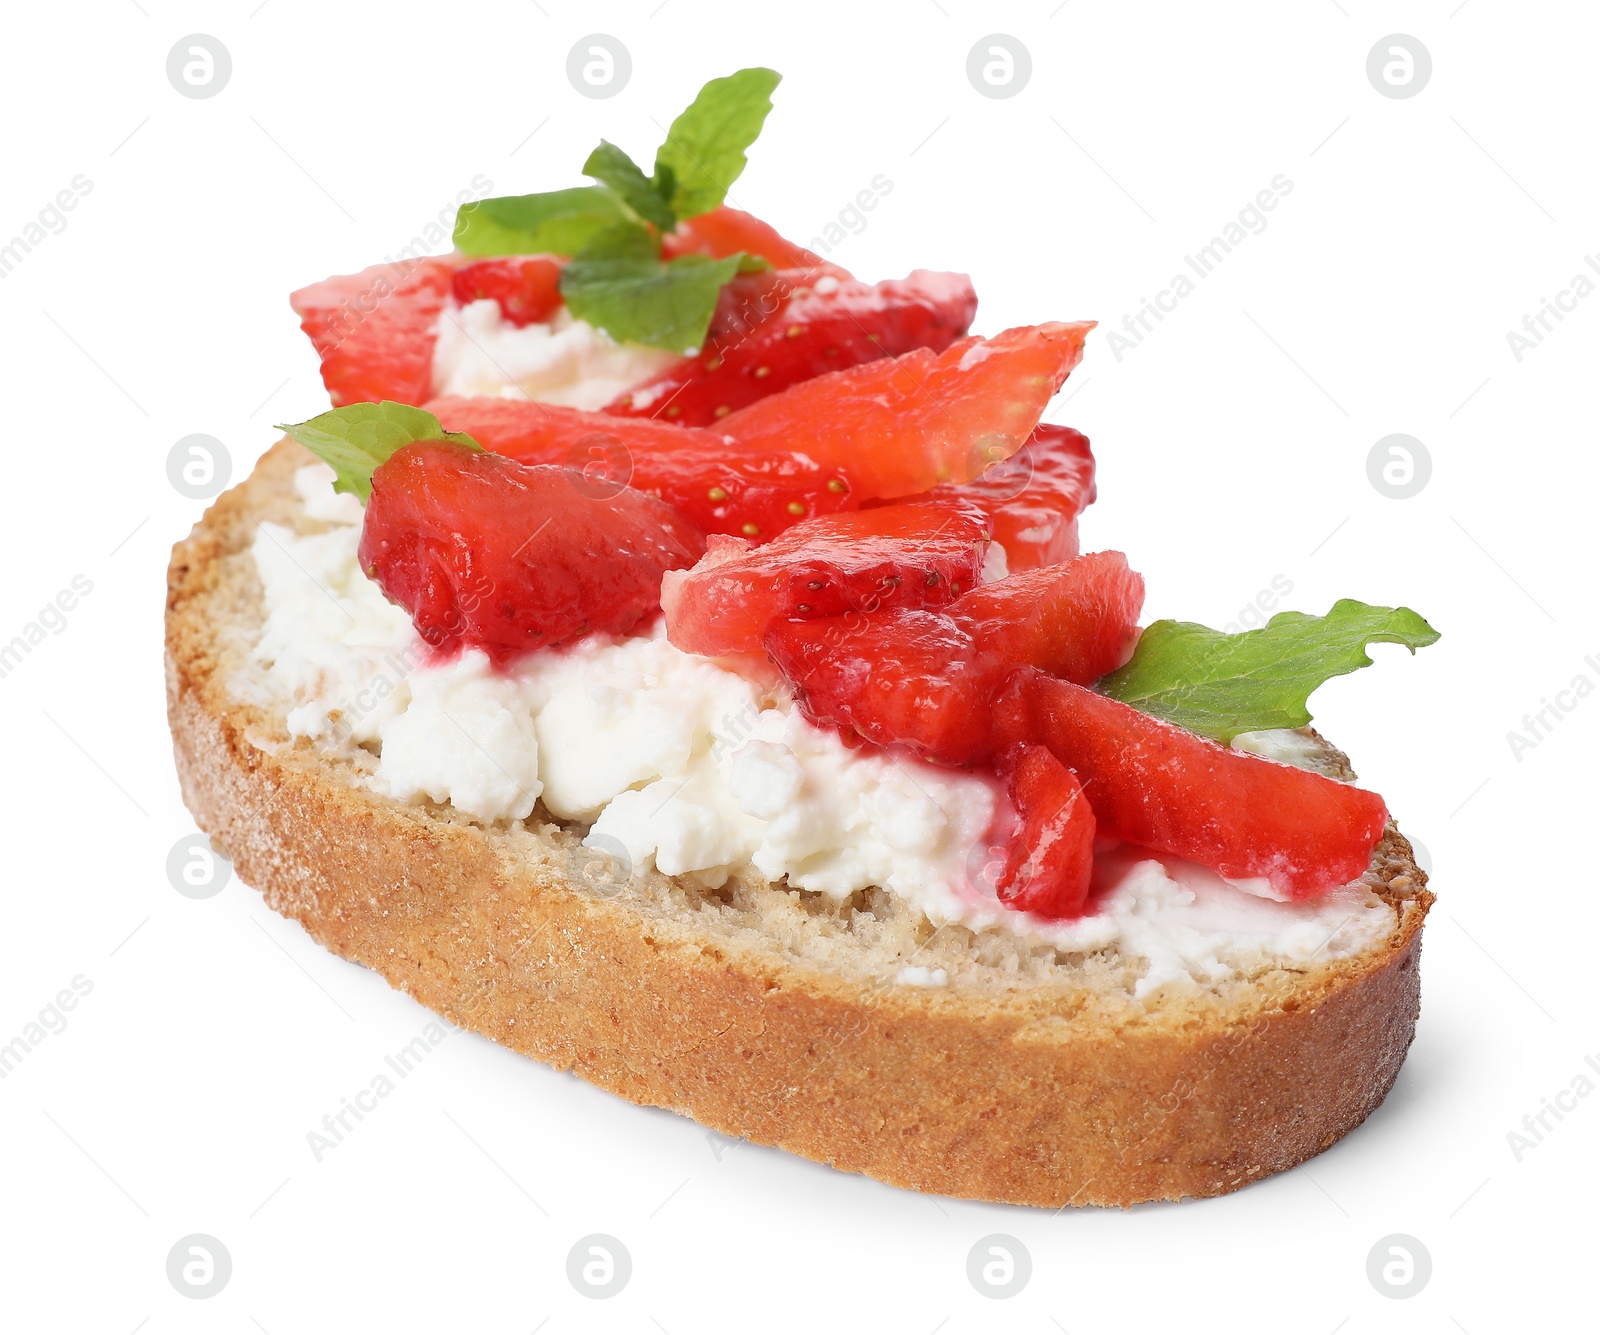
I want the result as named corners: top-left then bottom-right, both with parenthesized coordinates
top-left (1023, 848), bottom-right (1393, 1000)
top-left (378, 649), bottom-right (544, 822)
top-left (431, 300), bottom-right (680, 408)
top-left (245, 464), bottom-right (1396, 994)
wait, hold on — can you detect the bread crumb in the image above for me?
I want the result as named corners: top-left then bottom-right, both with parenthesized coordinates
top-left (895, 966), bottom-right (949, 988)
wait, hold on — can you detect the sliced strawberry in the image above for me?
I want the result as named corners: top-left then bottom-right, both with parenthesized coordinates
top-left (450, 255), bottom-right (565, 326)
top-left (661, 205), bottom-right (841, 274)
top-left (994, 744), bottom-right (1096, 918)
top-left (929, 424), bottom-right (1096, 570)
top-left (957, 552), bottom-right (1143, 684)
top-left (703, 268), bottom-right (800, 344)
top-left (766, 551), bottom-right (1144, 765)
top-left (720, 322), bottom-right (1094, 501)
top-left (290, 257), bottom-right (458, 407)
top-left (1002, 669), bottom-right (1389, 898)
top-left (662, 500), bottom-right (990, 657)
top-left (426, 396), bottom-right (858, 541)
top-left (359, 442), bottom-right (701, 664)
top-left (605, 270), bottom-right (979, 427)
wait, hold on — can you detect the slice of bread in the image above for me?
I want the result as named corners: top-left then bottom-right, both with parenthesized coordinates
top-left (165, 438), bottom-right (1433, 1208)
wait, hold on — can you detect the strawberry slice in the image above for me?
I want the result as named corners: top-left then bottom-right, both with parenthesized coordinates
top-left (450, 255), bottom-right (565, 327)
top-left (661, 205), bottom-right (840, 274)
top-left (604, 270), bottom-right (979, 427)
top-left (956, 552), bottom-right (1143, 683)
top-left (290, 257), bottom-right (459, 407)
top-left (426, 396), bottom-right (857, 540)
top-left (360, 442), bottom-right (701, 664)
top-left (720, 322), bottom-right (1095, 500)
top-left (1001, 669), bottom-right (1389, 898)
top-left (767, 551), bottom-right (1144, 765)
top-left (927, 424), bottom-right (1096, 571)
top-left (661, 500), bottom-right (990, 657)
top-left (993, 744), bottom-right (1096, 918)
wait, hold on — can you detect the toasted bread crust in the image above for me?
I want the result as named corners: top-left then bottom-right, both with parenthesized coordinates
top-left (164, 440), bottom-right (1432, 1208)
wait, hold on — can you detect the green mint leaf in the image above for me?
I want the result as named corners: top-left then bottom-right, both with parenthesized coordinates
top-left (277, 402), bottom-right (479, 502)
top-left (1099, 599), bottom-right (1441, 743)
top-left (653, 161), bottom-right (678, 210)
top-left (453, 185), bottom-right (631, 257)
top-left (582, 140), bottom-right (676, 231)
top-left (560, 224), bottom-right (744, 352)
top-left (565, 218), bottom-right (659, 263)
top-left (653, 67), bottom-right (781, 219)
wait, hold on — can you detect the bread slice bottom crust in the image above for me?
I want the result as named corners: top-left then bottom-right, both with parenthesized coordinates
top-left (165, 440), bottom-right (1432, 1208)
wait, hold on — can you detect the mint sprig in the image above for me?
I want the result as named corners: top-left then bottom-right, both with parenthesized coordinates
top-left (582, 141), bottom-right (677, 232)
top-left (555, 223), bottom-right (742, 353)
top-left (1099, 599), bottom-right (1440, 742)
top-left (453, 185), bottom-right (631, 259)
top-left (451, 68), bottom-right (783, 351)
top-left (278, 402), bottom-right (478, 502)
top-left (652, 67), bottom-right (781, 219)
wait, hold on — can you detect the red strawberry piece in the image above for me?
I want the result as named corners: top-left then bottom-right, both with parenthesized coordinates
top-left (720, 322), bottom-right (1094, 501)
top-left (993, 743), bottom-right (1096, 918)
top-left (605, 270), bottom-right (979, 427)
top-left (449, 255), bottom-right (566, 327)
top-left (928, 424), bottom-right (1096, 571)
top-left (766, 551), bottom-right (1144, 765)
top-left (290, 257), bottom-right (459, 407)
top-left (661, 500), bottom-right (991, 658)
top-left (1002, 669), bottom-right (1389, 898)
top-left (661, 205), bottom-right (843, 274)
top-left (956, 551), bottom-right (1143, 685)
top-left (703, 268), bottom-right (816, 344)
top-left (426, 396), bottom-right (858, 541)
top-left (359, 442), bottom-right (702, 664)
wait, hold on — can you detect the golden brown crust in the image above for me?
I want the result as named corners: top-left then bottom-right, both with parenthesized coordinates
top-left (164, 440), bottom-right (1433, 1208)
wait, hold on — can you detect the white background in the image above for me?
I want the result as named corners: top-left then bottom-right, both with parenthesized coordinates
top-left (0, 1), bottom-right (1593, 1330)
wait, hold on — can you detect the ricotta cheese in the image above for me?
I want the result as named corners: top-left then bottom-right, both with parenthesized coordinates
top-left (431, 299), bottom-right (681, 408)
top-left (377, 649), bottom-right (544, 822)
top-left (1021, 847), bottom-right (1393, 1000)
top-left (246, 464), bottom-right (1397, 995)
top-left (251, 467), bottom-right (417, 748)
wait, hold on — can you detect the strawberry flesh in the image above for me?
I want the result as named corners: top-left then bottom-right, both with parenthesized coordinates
top-left (359, 442), bottom-right (701, 663)
top-left (450, 255), bottom-right (565, 326)
top-left (426, 396), bottom-right (857, 541)
top-left (661, 205), bottom-right (841, 273)
top-left (290, 258), bottom-right (459, 407)
top-left (662, 500), bottom-right (991, 657)
top-left (766, 551), bottom-right (1144, 765)
top-left (994, 743), bottom-right (1096, 917)
top-left (928, 424), bottom-right (1096, 570)
top-left (1001, 669), bottom-right (1389, 898)
top-left (955, 552), bottom-right (1144, 684)
top-left (720, 322), bottom-right (1094, 500)
top-left (604, 269), bottom-right (979, 427)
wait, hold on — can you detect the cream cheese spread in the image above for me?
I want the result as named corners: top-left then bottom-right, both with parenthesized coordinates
top-left (431, 299), bottom-right (681, 408)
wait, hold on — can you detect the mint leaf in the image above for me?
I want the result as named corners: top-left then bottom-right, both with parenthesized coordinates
top-left (560, 224), bottom-right (744, 352)
top-left (453, 186), bottom-right (630, 257)
top-left (653, 67), bottom-right (781, 219)
top-left (450, 69), bottom-right (784, 349)
top-left (582, 141), bottom-right (676, 231)
top-left (563, 218), bottom-right (659, 264)
top-left (277, 402), bottom-right (479, 502)
top-left (1099, 599), bottom-right (1441, 742)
